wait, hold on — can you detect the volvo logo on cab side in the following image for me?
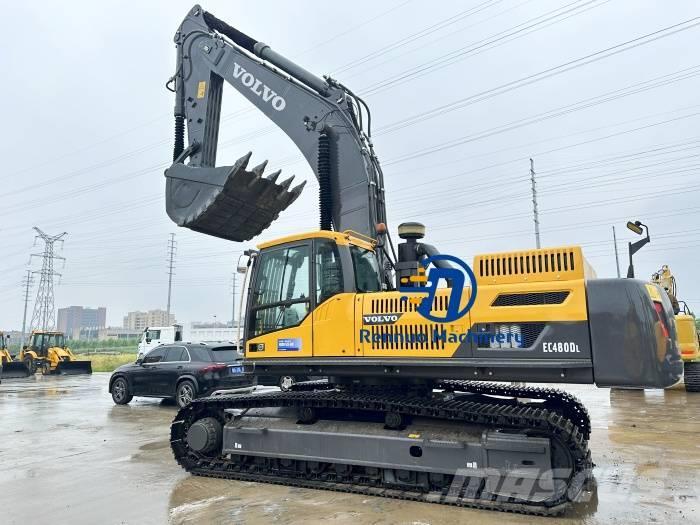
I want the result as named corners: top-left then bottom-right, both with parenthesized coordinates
top-left (362, 313), bottom-right (403, 325)
top-left (232, 63), bottom-right (287, 111)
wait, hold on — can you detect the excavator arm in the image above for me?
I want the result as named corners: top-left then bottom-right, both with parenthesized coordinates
top-left (165, 5), bottom-right (389, 247)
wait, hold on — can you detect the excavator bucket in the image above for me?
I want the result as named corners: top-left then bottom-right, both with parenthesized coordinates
top-left (165, 153), bottom-right (306, 242)
top-left (1, 360), bottom-right (32, 379)
top-left (55, 360), bottom-right (93, 375)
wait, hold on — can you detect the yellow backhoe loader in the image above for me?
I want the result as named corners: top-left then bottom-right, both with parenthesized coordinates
top-left (651, 265), bottom-right (700, 391)
top-left (17, 331), bottom-right (92, 375)
top-left (0, 331), bottom-right (32, 379)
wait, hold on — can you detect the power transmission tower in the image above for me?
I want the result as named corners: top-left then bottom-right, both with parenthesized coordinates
top-left (166, 233), bottom-right (177, 318)
top-left (530, 158), bottom-right (541, 248)
top-left (29, 227), bottom-right (67, 332)
top-left (20, 270), bottom-right (34, 349)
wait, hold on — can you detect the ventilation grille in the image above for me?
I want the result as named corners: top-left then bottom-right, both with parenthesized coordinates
top-left (492, 291), bottom-right (569, 307)
top-left (369, 294), bottom-right (450, 314)
top-left (473, 323), bottom-right (545, 348)
top-left (368, 324), bottom-right (445, 351)
top-left (478, 249), bottom-right (577, 278)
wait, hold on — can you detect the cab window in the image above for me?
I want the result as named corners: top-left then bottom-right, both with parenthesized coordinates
top-left (251, 244), bottom-right (310, 337)
top-left (32, 333), bottom-right (45, 349)
top-left (350, 246), bottom-right (382, 292)
top-left (315, 240), bottom-right (343, 304)
top-left (145, 329), bottom-right (161, 342)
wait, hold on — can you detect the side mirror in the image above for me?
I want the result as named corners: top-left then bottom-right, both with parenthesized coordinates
top-left (145, 338), bottom-right (151, 344)
top-left (136, 357), bottom-right (144, 365)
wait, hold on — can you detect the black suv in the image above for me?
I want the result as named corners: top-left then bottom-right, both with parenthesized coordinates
top-left (109, 343), bottom-right (255, 407)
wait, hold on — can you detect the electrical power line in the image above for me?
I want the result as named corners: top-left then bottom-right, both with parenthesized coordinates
top-left (359, 0), bottom-right (609, 96)
top-left (383, 65), bottom-right (700, 165)
top-left (330, 0), bottom-right (506, 75)
top-left (375, 17), bottom-right (700, 136)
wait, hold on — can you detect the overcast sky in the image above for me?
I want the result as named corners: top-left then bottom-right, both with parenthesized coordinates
top-left (1, 0), bottom-right (699, 330)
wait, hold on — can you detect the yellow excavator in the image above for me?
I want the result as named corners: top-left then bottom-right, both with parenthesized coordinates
top-left (0, 331), bottom-right (32, 379)
top-left (651, 265), bottom-right (700, 391)
top-left (17, 331), bottom-right (92, 375)
top-left (163, 6), bottom-right (682, 516)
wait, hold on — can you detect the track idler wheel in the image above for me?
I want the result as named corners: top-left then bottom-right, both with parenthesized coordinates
top-left (186, 417), bottom-right (222, 455)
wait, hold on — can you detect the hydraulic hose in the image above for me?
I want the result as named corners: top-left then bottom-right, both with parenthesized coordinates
top-left (173, 115), bottom-right (185, 161)
top-left (318, 131), bottom-right (333, 231)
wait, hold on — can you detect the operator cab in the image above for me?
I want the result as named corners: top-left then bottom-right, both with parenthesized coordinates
top-left (243, 231), bottom-right (382, 343)
top-left (30, 332), bottom-right (65, 357)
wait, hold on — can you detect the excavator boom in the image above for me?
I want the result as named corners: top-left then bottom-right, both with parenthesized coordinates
top-left (166, 5), bottom-right (388, 246)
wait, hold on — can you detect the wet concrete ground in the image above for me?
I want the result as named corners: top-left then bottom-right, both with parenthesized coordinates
top-left (1, 373), bottom-right (699, 524)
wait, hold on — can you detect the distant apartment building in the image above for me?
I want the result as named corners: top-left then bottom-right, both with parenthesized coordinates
top-left (57, 306), bottom-right (107, 339)
top-left (123, 309), bottom-right (176, 331)
top-left (97, 327), bottom-right (141, 341)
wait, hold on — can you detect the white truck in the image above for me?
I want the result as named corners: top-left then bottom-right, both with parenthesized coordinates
top-left (137, 324), bottom-right (183, 358)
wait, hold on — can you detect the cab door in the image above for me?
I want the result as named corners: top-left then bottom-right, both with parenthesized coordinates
top-left (246, 242), bottom-right (314, 358)
top-left (312, 239), bottom-right (356, 357)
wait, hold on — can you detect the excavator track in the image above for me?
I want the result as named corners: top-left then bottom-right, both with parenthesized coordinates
top-left (437, 381), bottom-right (592, 441)
top-left (171, 387), bottom-right (593, 516)
top-left (291, 380), bottom-right (592, 440)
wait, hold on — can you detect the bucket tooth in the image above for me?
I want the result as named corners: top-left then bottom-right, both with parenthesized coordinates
top-left (238, 151), bottom-right (253, 169)
top-left (290, 180), bottom-right (307, 198)
top-left (251, 160), bottom-right (268, 177)
top-left (278, 175), bottom-right (295, 192)
top-left (266, 170), bottom-right (281, 183)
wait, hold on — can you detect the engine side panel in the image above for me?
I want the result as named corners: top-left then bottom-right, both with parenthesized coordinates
top-left (358, 267), bottom-right (590, 362)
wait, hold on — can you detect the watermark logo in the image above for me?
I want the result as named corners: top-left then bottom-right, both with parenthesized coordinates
top-left (399, 254), bottom-right (478, 323)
